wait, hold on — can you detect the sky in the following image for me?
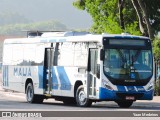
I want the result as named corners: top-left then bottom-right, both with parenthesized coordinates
top-left (0, 0), bottom-right (93, 29)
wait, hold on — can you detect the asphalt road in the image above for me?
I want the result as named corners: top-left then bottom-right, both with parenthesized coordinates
top-left (0, 88), bottom-right (160, 119)
top-left (0, 91), bottom-right (159, 110)
top-left (0, 72), bottom-right (160, 119)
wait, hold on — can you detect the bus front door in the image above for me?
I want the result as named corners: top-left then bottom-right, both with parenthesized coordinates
top-left (44, 48), bottom-right (54, 95)
top-left (87, 48), bottom-right (99, 98)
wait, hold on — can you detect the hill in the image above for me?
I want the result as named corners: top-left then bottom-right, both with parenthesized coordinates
top-left (0, 0), bottom-right (92, 29)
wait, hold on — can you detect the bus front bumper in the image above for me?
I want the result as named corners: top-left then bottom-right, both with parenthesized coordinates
top-left (99, 87), bottom-right (154, 101)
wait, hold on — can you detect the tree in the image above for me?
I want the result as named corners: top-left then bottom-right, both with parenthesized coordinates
top-left (131, 0), bottom-right (160, 39)
top-left (118, 0), bottom-right (125, 30)
top-left (153, 37), bottom-right (160, 60)
top-left (73, 0), bottom-right (160, 38)
top-left (145, 0), bottom-right (160, 36)
top-left (131, 0), bottom-right (154, 39)
top-left (73, 0), bottom-right (140, 35)
top-left (138, 0), bottom-right (153, 39)
top-left (131, 0), bottom-right (146, 36)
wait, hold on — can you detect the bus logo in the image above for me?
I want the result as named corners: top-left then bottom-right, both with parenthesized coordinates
top-left (14, 67), bottom-right (31, 76)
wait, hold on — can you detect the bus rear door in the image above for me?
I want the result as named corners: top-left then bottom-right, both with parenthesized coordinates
top-left (44, 48), bottom-right (54, 96)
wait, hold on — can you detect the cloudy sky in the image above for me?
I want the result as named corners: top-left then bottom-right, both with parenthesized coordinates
top-left (0, 0), bottom-right (93, 29)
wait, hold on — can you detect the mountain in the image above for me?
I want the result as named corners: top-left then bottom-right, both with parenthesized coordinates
top-left (0, 0), bottom-right (92, 29)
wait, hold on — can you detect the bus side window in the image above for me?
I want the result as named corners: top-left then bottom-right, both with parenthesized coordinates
top-left (53, 43), bottom-right (59, 66)
top-left (89, 49), bottom-right (99, 78)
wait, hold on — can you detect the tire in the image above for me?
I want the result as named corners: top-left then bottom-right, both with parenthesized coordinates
top-left (26, 83), bottom-right (44, 104)
top-left (76, 85), bottom-right (92, 107)
top-left (116, 101), bottom-right (133, 108)
top-left (63, 98), bottom-right (76, 105)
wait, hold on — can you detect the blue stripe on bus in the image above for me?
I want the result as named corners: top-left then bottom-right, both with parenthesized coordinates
top-left (99, 87), bottom-right (153, 100)
top-left (56, 66), bottom-right (71, 90)
top-left (7, 66), bottom-right (8, 86)
top-left (5, 66), bottom-right (7, 86)
top-left (40, 39), bottom-right (47, 43)
top-left (49, 39), bottom-right (56, 42)
top-left (139, 90), bottom-right (154, 100)
top-left (52, 67), bottom-right (58, 90)
top-left (114, 36), bottom-right (132, 39)
top-left (3, 66), bottom-right (9, 87)
top-left (99, 87), bottom-right (116, 100)
top-left (126, 86), bottom-right (136, 92)
top-left (2, 66), bottom-right (4, 86)
top-left (38, 66), bottom-right (44, 89)
top-left (59, 39), bottom-right (66, 42)
top-left (136, 86), bottom-right (145, 92)
top-left (114, 36), bottom-right (140, 39)
top-left (4, 66), bottom-right (5, 86)
top-left (38, 66), bottom-right (79, 91)
top-left (117, 85), bottom-right (126, 92)
top-left (3, 66), bottom-right (5, 86)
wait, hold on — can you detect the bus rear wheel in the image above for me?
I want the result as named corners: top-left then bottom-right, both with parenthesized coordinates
top-left (62, 98), bottom-right (76, 105)
top-left (26, 83), bottom-right (44, 104)
top-left (116, 100), bottom-right (133, 108)
top-left (76, 85), bottom-right (92, 107)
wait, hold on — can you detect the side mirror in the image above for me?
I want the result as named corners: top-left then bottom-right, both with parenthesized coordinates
top-left (100, 49), bottom-right (105, 60)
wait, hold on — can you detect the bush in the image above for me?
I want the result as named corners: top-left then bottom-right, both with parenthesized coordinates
top-left (153, 37), bottom-right (160, 60)
top-left (155, 80), bottom-right (160, 96)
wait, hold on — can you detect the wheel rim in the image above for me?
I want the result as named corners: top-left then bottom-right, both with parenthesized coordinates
top-left (27, 86), bottom-right (33, 102)
top-left (78, 90), bottom-right (86, 105)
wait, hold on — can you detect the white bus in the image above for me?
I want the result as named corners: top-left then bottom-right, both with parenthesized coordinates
top-left (2, 31), bottom-right (154, 108)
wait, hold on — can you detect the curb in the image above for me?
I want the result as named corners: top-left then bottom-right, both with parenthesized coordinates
top-left (0, 84), bottom-right (26, 98)
top-left (0, 89), bottom-right (26, 98)
top-left (5, 92), bottom-right (26, 99)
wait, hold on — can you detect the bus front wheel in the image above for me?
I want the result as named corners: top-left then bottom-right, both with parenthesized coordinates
top-left (76, 85), bottom-right (92, 107)
top-left (26, 83), bottom-right (44, 104)
top-left (116, 100), bottom-right (133, 108)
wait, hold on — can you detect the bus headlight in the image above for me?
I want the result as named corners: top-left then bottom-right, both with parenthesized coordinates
top-left (147, 82), bottom-right (154, 91)
top-left (102, 79), bottom-right (113, 90)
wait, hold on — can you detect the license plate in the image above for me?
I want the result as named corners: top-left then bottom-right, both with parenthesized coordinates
top-left (126, 96), bottom-right (135, 100)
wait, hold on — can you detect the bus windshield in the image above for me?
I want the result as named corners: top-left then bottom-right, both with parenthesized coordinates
top-left (103, 49), bottom-right (153, 80)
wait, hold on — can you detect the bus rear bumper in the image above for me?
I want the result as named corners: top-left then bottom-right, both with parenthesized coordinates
top-left (99, 87), bottom-right (154, 101)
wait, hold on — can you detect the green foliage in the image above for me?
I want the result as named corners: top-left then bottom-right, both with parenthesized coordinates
top-left (145, 0), bottom-right (160, 34)
top-left (0, 20), bottom-right (67, 36)
top-left (153, 37), bottom-right (160, 60)
top-left (125, 22), bottom-right (141, 35)
top-left (73, 0), bottom-right (86, 10)
top-left (73, 0), bottom-right (160, 36)
top-left (155, 79), bottom-right (160, 96)
top-left (73, 0), bottom-right (141, 35)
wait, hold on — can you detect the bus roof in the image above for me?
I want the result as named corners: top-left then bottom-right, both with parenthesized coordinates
top-left (4, 31), bottom-right (149, 44)
top-left (4, 34), bottom-right (102, 44)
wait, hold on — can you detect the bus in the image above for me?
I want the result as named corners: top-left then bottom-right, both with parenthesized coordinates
top-left (2, 31), bottom-right (154, 108)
